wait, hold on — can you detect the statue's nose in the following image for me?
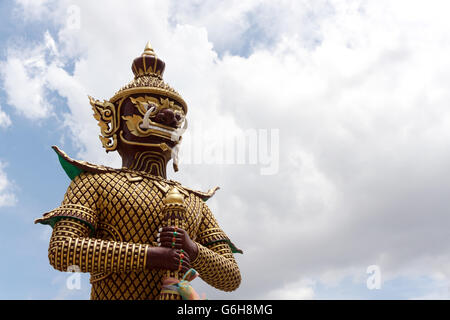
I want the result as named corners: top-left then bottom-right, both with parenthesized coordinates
top-left (155, 108), bottom-right (176, 126)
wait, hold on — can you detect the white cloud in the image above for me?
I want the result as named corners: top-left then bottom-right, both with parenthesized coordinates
top-left (7, 0), bottom-right (450, 299)
top-left (15, 0), bottom-right (53, 21)
top-left (169, 0), bottom-right (334, 55)
top-left (0, 105), bottom-right (11, 128)
top-left (265, 279), bottom-right (315, 300)
top-left (0, 44), bottom-right (53, 120)
top-left (0, 162), bottom-right (16, 207)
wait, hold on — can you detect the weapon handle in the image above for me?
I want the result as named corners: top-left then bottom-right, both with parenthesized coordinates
top-left (157, 187), bottom-right (187, 300)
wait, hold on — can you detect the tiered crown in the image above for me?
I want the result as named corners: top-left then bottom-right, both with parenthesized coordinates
top-left (109, 41), bottom-right (187, 114)
top-left (131, 41), bottom-right (166, 78)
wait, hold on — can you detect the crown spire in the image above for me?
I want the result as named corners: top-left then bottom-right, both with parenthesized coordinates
top-left (142, 41), bottom-right (156, 56)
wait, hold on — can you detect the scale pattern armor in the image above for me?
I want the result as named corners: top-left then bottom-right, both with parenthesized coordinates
top-left (35, 43), bottom-right (243, 300)
top-left (36, 170), bottom-right (241, 300)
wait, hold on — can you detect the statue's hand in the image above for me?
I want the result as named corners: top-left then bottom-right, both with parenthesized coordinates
top-left (146, 247), bottom-right (191, 274)
top-left (157, 226), bottom-right (199, 262)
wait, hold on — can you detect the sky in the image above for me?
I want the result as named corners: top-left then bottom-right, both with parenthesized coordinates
top-left (1, 0), bottom-right (450, 299)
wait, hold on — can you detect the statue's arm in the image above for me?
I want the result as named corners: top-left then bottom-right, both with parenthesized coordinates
top-left (38, 173), bottom-right (188, 274)
top-left (48, 218), bottom-right (189, 274)
top-left (48, 218), bottom-right (150, 273)
top-left (191, 241), bottom-right (241, 292)
top-left (191, 204), bottom-right (241, 292)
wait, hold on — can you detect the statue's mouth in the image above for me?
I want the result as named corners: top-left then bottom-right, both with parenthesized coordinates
top-left (142, 122), bottom-right (176, 135)
top-left (136, 107), bottom-right (188, 142)
top-left (121, 97), bottom-right (187, 144)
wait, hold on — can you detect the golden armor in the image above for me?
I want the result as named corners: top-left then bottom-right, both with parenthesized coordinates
top-left (34, 42), bottom-right (242, 300)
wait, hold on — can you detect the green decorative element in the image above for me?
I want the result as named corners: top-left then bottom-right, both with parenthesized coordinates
top-left (204, 239), bottom-right (244, 254)
top-left (54, 149), bottom-right (83, 180)
top-left (198, 187), bottom-right (220, 202)
top-left (37, 216), bottom-right (95, 237)
top-left (227, 240), bottom-right (243, 254)
top-left (201, 195), bottom-right (214, 202)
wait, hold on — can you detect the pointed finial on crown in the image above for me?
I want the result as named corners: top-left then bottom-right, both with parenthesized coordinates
top-left (130, 41), bottom-right (166, 79)
top-left (142, 41), bottom-right (156, 56)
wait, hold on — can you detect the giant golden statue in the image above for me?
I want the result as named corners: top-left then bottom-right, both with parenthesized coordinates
top-left (34, 42), bottom-right (242, 300)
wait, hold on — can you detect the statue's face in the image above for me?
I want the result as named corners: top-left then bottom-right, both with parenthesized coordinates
top-left (118, 93), bottom-right (187, 152)
top-left (89, 44), bottom-right (188, 160)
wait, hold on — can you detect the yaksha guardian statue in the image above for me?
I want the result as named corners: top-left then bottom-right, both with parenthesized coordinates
top-left (35, 42), bottom-right (242, 300)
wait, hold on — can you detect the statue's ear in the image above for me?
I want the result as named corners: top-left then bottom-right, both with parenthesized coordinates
top-left (89, 96), bottom-right (119, 152)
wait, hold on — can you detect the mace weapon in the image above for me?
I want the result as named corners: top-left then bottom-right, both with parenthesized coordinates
top-left (157, 187), bottom-right (187, 300)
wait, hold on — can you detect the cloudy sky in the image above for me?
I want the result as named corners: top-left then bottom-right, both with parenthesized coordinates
top-left (1, 0), bottom-right (450, 299)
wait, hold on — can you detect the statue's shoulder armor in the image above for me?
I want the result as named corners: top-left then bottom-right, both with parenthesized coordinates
top-left (52, 145), bottom-right (117, 181)
top-left (52, 145), bottom-right (219, 202)
top-left (171, 182), bottom-right (220, 202)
